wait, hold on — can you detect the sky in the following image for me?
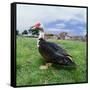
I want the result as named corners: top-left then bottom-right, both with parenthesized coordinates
top-left (17, 4), bottom-right (87, 36)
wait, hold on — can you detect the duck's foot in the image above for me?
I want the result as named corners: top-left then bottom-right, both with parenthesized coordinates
top-left (39, 63), bottom-right (52, 70)
top-left (46, 63), bottom-right (52, 67)
top-left (39, 65), bottom-right (48, 69)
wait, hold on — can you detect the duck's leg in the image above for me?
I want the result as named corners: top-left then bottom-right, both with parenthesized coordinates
top-left (39, 63), bottom-right (52, 70)
top-left (46, 63), bottom-right (52, 67)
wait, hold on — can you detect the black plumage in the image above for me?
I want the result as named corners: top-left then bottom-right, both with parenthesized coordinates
top-left (38, 38), bottom-right (76, 66)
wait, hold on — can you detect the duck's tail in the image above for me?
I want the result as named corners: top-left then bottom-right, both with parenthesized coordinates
top-left (63, 56), bottom-right (77, 67)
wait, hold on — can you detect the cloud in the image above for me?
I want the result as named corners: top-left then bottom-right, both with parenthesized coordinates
top-left (16, 4), bottom-right (87, 35)
top-left (46, 28), bottom-right (74, 34)
top-left (55, 23), bottom-right (65, 29)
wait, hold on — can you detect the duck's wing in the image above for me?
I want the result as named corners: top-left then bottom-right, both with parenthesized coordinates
top-left (39, 40), bottom-right (69, 60)
top-left (39, 40), bottom-right (76, 66)
top-left (46, 41), bottom-right (72, 57)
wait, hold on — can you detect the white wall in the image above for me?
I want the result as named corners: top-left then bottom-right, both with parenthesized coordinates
top-left (0, 0), bottom-right (89, 90)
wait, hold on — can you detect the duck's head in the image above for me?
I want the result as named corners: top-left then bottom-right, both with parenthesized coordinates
top-left (31, 22), bottom-right (45, 39)
top-left (31, 22), bottom-right (44, 32)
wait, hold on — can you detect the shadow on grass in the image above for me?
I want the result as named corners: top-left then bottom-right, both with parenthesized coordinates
top-left (52, 64), bottom-right (78, 71)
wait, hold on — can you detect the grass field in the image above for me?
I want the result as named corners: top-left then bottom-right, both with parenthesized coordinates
top-left (16, 36), bottom-right (87, 86)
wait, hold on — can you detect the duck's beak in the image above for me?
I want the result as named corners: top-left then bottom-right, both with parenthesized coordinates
top-left (31, 26), bottom-right (41, 31)
top-left (31, 26), bottom-right (36, 30)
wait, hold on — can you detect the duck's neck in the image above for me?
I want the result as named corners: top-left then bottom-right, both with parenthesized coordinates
top-left (37, 31), bottom-right (45, 47)
top-left (38, 31), bottom-right (45, 40)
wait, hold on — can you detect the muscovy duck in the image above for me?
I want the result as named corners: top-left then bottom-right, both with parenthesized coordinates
top-left (31, 22), bottom-right (76, 69)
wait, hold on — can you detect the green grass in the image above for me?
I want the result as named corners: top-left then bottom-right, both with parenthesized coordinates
top-left (16, 36), bottom-right (87, 86)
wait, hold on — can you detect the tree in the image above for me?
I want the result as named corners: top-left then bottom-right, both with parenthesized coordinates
top-left (16, 30), bottom-right (19, 35)
top-left (28, 27), bottom-right (39, 35)
top-left (22, 30), bottom-right (28, 35)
